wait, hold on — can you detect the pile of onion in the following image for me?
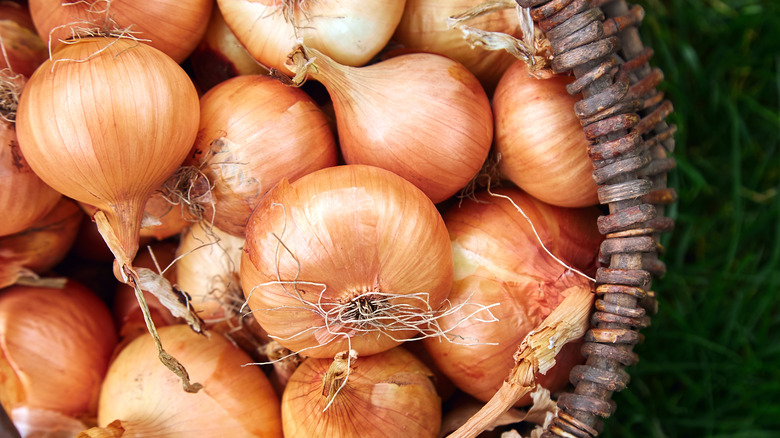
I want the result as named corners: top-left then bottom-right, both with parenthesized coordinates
top-left (288, 46), bottom-right (493, 203)
top-left (241, 164), bottom-right (453, 358)
top-left (180, 73), bottom-right (337, 237)
top-left (0, 280), bottom-right (118, 436)
top-left (493, 61), bottom-right (599, 207)
top-left (217, 0), bottom-right (405, 74)
top-left (424, 188), bottom-right (603, 404)
top-left (83, 324), bottom-right (283, 438)
top-left (282, 347), bottom-right (441, 437)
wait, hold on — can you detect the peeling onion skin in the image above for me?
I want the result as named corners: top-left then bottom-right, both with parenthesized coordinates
top-left (424, 188), bottom-right (602, 404)
top-left (393, 0), bottom-right (524, 95)
top-left (493, 62), bottom-right (600, 207)
top-left (0, 280), bottom-right (118, 420)
top-left (95, 325), bottom-right (283, 438)
top-left (282, 347), bottom-right (441, 438)
top-left (241, 164), bottom-right (454, 358)
top-left (29, 0), bottom-right (213, 63)
top-left (187, 74), bottom-right (338, 237)
top-left (217, 0), bottom-right (406, 75)
top-left (15, 37), bottom-right (200, 264)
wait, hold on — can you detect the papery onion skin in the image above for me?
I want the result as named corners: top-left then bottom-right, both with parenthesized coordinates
top-left (241, 165), bottom-right (453, 358)
top-left (29, 0), bottom-right (213, 63)
top-left (0, 197), bottom-right (83, 289)
top-left (393, 0), bottom-right (523, 94)
top-left (300, 49), bottom-right (492, 204)
top-left (188, 74), bottom-right (337, 236)
top-left (282, 347), bottom-right (441, 438)
top-left (0, 280), bottom-right (118, 419)
top-left (217, 0), bottom-right (406, 75)
top-left (95, 324), bottom-right (283, 438)
top-left (15, 37), bottom-right (200, 264)
top-left (0, 74), bottom-right (61, 238)
top-left (424, 188), bottom-right (602, 404)
top-left (493, 61), bottom-right (599, 207)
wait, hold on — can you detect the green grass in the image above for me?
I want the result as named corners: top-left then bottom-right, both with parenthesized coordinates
top-left (601, 0), bottom-right (780, 436)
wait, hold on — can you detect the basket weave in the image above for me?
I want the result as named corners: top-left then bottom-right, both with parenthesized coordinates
top-left (506, 0), bottom-right (676, 436)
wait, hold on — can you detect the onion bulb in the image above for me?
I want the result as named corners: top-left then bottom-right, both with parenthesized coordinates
top-left (217, 0), bottom-right (405, 75)
top-left (0, 280), bottom-right (118, 428)
top-left (493, 61), bottom-right (599, 207)
top-left (188, 6), bottom-right (269, 92)
top-left (29, 0), bottom-right (213, 63)
top-left (87, 324), bottom-right (283, 438)
top-left (0, 197), bottom-right (83, 289)
top-left (424, 188), bottom-right (602, 404)
top-left (0, 71), bottom-right (61, 238)
top-left (241, 165), bottom-right (453, 358)
top-left (282, 347), bottom-right (441, 437)
top-left (288, 47), bottom-right (492, 203)
top-left (181, 73), bottom-right (337, 237)
top-left (16, 36), bottom-right (200, 271)
top-left (393, 0), bottom-right (523, 94)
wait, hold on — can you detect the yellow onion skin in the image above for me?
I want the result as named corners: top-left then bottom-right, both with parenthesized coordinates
top-left (137, 190), bottom-right (194, 240)
top-left (0, 75), bottom-right (61, 237)
top-left (424, 188), bottom-right (602, 404)
top-left (241, 165), bottom-right (453, 358)
top-left (393, 0), bottom-right (523, 94)
top-left (282, 347), bottom-right (441, 438)
top-left (303, 49), bottom-right (492, 204)
top-left (95, 324), bottom-right (283, 438)
top-left (0, 197), bottom-right (83, 289)
top-left (0, 280), bottom-right (118, 419)
top-left (217, 0), bottom-right (405, 75)
top-left (493, 61), bottom-right (599, 207)
top-left (188, 6), bottom-right (269, 92)
top-left (176, 223), bottom-right (244, 322)
top-left (29, 0), bottom-right (213, 63)
top-left (15, 37), bottom-right (200, 264)
top-left (188, 74), bottom-right (337, 237)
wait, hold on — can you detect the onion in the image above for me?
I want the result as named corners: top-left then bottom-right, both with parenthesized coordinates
top-left (85, 324), bottom-right (283, 438)
top-left (176, 223), bottom-right (269, 356)
top-left (0, 197), bottom-right (83, 289)
top-left (241, 165), bottom-right (453, 358)
top-left (181, 73), bottom-right (337, 236)
top-left (29, 0), bottom-right (213, 63)
top-left (217, 0), bottom-right (406, 75)
top-left (16, 36), bottom-right (199, 271)
top-left (493, 61), bottom-right (599, 207)
top-left (0, 71), bottom-right (61, 238)
top-left (0, 2), bottom-right (48, 77)
top-left (424, 188), bottom-right (602, 404)
top-left (393, 0), bottom-right (523, 94)
top-left (288, 47), bottom-right (493, 204)
top-left (282, 347), bottom-right (441, 437)
top-left (136, 190), bottom-right (194, 241)
top-left (188, 6), bottom-right (269, 92)
top-left (0, 280), bottom-right (118, 430)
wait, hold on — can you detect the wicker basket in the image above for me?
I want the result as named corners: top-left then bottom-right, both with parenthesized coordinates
top-left (0, 0), bottom-right (675, 436)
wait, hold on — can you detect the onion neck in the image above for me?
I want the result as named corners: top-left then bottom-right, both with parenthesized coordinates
top-left (94, 198), bottom-right (145, 279)
top-left (288, 46), bottom-right (353, 100)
